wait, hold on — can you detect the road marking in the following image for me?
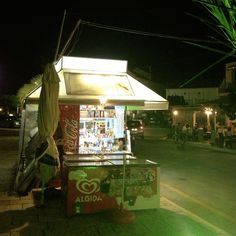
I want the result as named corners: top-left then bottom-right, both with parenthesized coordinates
top-left (161, 196), bottom-right (231, 236)
top-left (161, 182), bottom-right (236, 225)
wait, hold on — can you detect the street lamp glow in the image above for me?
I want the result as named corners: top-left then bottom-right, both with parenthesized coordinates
top-left (204, 107), bottom-right (213, 115)
top-left (173, 110), bottom-right (178, 116)
top-left (204, 107), bottom-right (213, 129)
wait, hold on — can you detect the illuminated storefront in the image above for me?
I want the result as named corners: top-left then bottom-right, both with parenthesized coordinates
top-left (18, 56), bottom-right (168, 215)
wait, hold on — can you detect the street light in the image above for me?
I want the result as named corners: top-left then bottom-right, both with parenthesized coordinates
top-left (172, 110), bottom-right (178, 124)
top-left (204, 107), bottom-right (213, 130)
top-left (173, 110), bottom-right (178, 116)
top-left (214, 110), bottom-right (217, 132)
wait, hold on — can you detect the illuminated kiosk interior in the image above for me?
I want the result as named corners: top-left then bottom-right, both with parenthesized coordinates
top-left (18, 56), bottom-right (169, 216)
top-left (23, 56), bottom-right (169, 156)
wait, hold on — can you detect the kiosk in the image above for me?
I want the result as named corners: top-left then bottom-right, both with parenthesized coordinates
top-left (16, 56), bottom-right (168, 216)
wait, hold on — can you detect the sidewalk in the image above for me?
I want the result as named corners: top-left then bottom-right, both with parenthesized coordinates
top-left (187, 140), bottom-right (236, 154)
top-left (160, 134), bottom-right (236, 155)
top-left (0, 189), bottom-right (226, 236)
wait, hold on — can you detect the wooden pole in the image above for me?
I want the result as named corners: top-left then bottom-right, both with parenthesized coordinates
top-left (57, 19), bottom-right (82, 60)
top-left (54, 9), bottom-right (67, 61)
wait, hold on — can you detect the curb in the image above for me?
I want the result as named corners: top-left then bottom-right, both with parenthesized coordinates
top-left (159, 136), bottom-right (236, 154)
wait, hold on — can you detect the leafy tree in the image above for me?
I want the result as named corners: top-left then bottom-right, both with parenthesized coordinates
top-left (16, 74), bottom-right (42, 106)
top-left (0, 74), bottom-right (42, 115)
top-left (195, 0), bottom-right (236, 118)
top-left (192, 0), bottom-right (236, 52)
top-left (0, 95), bottom-right (20, 115)
top-left (180, 0), bottom-right (236, 89)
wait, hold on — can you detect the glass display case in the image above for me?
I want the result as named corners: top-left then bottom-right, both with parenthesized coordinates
top-left (60, 104), bottom-right (127, 155)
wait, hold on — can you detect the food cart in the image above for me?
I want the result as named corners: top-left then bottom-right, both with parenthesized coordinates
top-left (16, 56), bottom-right (168, 216)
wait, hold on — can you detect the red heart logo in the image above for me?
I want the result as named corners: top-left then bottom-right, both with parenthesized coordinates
top-left (76, 178), bottom-right (100, 194)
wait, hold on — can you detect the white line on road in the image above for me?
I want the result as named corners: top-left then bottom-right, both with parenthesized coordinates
top-left (161, 196), bottom-right (231, 236)
top-left (161, 182), bottom-right (236, 225)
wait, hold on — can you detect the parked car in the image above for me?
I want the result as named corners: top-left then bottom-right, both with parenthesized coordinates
top-left (125, 119), bottom-right (144, 139)
top-left (0, 115), bottom-right (21, 128)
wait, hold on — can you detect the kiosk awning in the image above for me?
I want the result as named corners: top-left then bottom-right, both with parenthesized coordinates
top-left (28, 56), bottom-right (169, 110)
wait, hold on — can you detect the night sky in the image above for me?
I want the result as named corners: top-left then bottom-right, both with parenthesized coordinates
top-left (0, 1), bottom-right (234, 95)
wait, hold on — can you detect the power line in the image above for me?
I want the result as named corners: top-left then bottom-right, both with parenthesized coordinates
top-left (58, 18), bottom-right (235, 89)
top-left (183, 41), bottom-right (236, 57)
top-left (179, 49), bottom-right (236, 88)
top-left (81, 20), bottom-right (223, 45)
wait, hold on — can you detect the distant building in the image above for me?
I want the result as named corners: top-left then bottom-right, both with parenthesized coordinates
top-left (166, 87), bottom-right (219, 106)
top-left (220, 61), bottom-right (236, 94)
top-left (166, 61), bottom-right (236, 131)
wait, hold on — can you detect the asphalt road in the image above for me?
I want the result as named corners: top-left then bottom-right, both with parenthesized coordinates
top-left (1, 127), bottom-right (236, 235)
top-left (135, 126), bottom-right (236, 235)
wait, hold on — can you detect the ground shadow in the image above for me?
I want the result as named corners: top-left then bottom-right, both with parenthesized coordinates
top-left (0, 191), bottom-right (220, 236)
